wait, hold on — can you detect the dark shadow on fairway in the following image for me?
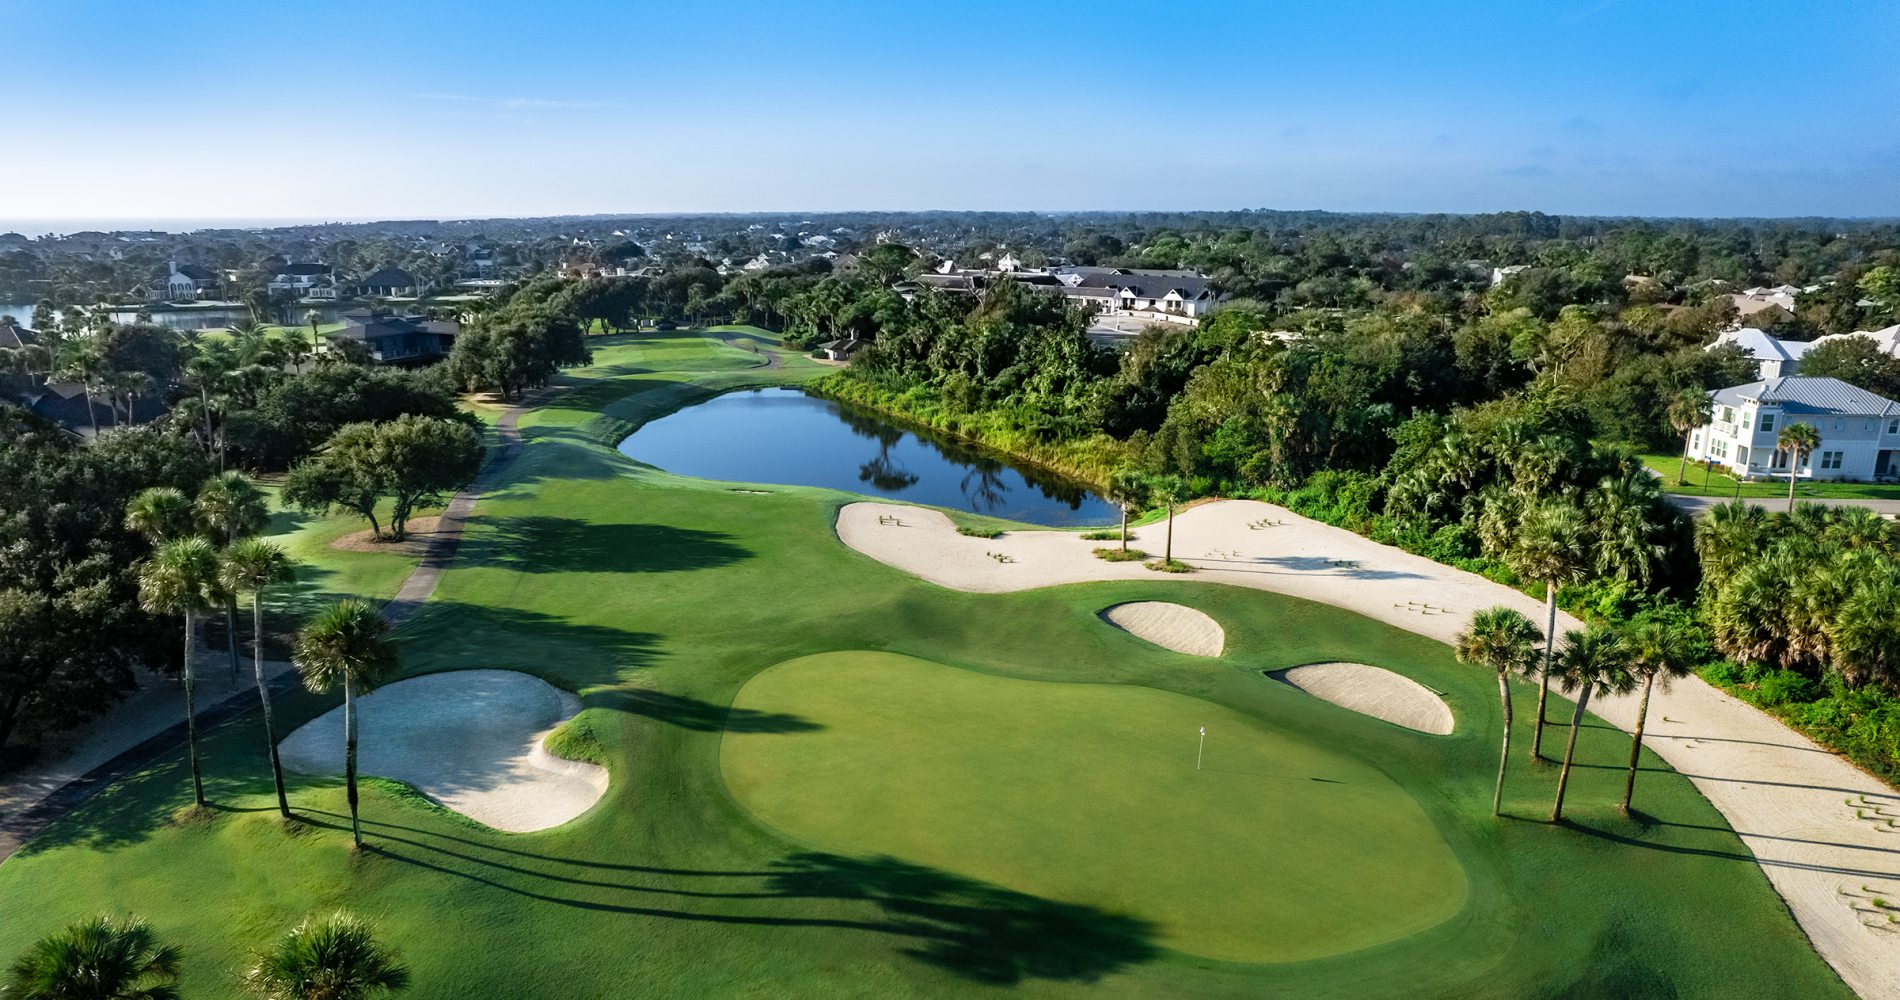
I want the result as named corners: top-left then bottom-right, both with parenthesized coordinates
top-left (400, 603), bottom-right (664, 666)
top-left (1552, 817), bottom-right (1900, 879)
top-left (351, 823), bottom-right (1158, 986)
top-left (478, 516), bottom-right (752, 574)
top-left (600, 689), bottom-right (822, 733)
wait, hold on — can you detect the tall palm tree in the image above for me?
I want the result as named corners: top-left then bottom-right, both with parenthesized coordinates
top-left (1620, 618), bottom-right (1694, 813)
top-left (2, 915), bottom-right (183, 1000)
top-left (1502, 500), bottom-right (1592, 759)
top-left (1548, 624), bottom-right (1636, 822)
top-left (222, 537), bottom-right (298, 819)
top-left (1777, 420), bottom-right (1822, 513)
top-left (1146, 474), bottom-right (1187, 565)
top-left (1453, 606), bottom-right (1545, 816)
top-left (1693, 499), bottom-right (1765, 593)
top-left (182, 351), bottom-right (229, 463)
top-left (1583, 469), bottom-right (1666, 588)
top-left (137, 537), bottom-right (226, 808)
top-left (1666, 388), bottom-right (1714, 485)
top-left (294, 601), bottom-right (401, 848)
top-left (197, 471), bottom-right (271, 679)
top-left (1105, 467), bottom-right (1149, 553)
top-left (124, 487), bottom-right (195, 545)
top-left (240, 912), bottom-right (409, 1000)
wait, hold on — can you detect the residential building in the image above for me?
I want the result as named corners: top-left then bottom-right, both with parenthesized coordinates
top-left (1688, 376), bottom-right (1900, 482)
top-left (146, 261), bottom-right (219, 302)
top-left (324, 310), bottom-right (458, 364)
top-left (1056, 268), bottom-right (1217, 324)
top-left (1707, 323), bottom-right (1900, 379)
top-left (266, 263), bottom-right (337, 299)
top-left (1730, 284), bottom-right (1805, 319)
top-left (356, 267), bottom-right (421, 297)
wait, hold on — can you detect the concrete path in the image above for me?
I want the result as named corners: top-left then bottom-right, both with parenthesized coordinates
top-left (839, 499), bottom-right (1900, 1000)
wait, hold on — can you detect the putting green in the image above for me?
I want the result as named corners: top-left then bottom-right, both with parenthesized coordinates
top-left (720, 651), bottom-right (1469, 964)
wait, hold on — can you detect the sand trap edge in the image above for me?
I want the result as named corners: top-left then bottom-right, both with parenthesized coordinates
top-left (1269, 662), bottom-right (1454, 735)
top-left (1098, 601), bottom-right (1224, 657)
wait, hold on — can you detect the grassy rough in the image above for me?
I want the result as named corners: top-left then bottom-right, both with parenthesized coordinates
top-left (0, 335), bottom-right (1857, 1000)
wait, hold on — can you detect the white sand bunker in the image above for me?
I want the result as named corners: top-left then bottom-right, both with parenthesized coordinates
top-left (1272, 662), bottom-right (1454, 735)
top-left (1099, 602), bottom-right (1224, 656)
top-left (279, 669), bottom-right (607, 832)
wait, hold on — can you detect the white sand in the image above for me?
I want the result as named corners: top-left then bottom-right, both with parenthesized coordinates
top-left (1274, 662), bottom-right (1454, 735)
top-left (839, 499), bottom-right (1900, 1000)
top-left (1099, 602), bottom-right (1224, 656)
top-left (279, 670), bottom-right (606, 833)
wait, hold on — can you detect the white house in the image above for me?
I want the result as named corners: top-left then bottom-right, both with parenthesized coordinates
top-left (1689, 376), bottom-right (1900, 482)
top-left (266, 263), bottom-right (337, 299)
top-left (1708, 323), bottom-right (1900, 379)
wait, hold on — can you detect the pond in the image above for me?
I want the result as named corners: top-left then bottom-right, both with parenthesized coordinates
top-left (618, 387), bottom-right (1119, 526)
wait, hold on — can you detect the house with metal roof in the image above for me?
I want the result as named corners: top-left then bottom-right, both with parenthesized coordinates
top-left (323, 310), bottom-right (458, 365)
top-left (1688, 376), bottom-right (1900, 482)
top-left (1708, 323), bottom-right (1900, 379)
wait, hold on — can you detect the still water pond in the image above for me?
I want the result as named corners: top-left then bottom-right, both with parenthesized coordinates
top-left (619, 388), bottom-right (1118, 526)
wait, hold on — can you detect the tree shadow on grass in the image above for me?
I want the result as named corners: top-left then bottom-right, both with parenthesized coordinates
top-left (476, 516), bottom-right (752, 575)
top-left (345, 820), bottom-right (1158, 986)
top-left (596, 689), bottom-right (822, 733)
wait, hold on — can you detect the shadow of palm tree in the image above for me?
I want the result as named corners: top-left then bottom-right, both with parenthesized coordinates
top-left (598, 689), bottom-right (822, 733)
top-left (474, 516), bottom-right (752, 575)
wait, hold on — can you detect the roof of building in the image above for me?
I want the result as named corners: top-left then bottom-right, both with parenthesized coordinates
top-left (0, 323), bottom-right (36, 349)
top-left (1708, 327), bottom-right (1817, 363)
top-left (279, 262), bottom-right (333, 276)
top-left (359, 267), bottom-right (418, 287)
top-left (173, 263), bottom-right (217, 280)
top-left (1071, 272), bottom-right (1213, 299)
top-left (1712, 376), bottom-right (1900, 416)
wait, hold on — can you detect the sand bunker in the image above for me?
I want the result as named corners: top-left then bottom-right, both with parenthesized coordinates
top-left (1099, 602), bottom-right (1224, 656)
top-left (279, 669), bottom-right (607, 832)
top-left (1272, 662), bottom-right (1454, 735)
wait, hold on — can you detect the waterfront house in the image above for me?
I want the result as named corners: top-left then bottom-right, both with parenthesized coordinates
top-left (266, 263), bottom-right (337, 299)
top-left (356, 267), bottom-right (421, 297)
top-left (1688, 376), bottom-right (1900, 482)
top-left (324, 310), bottom-right (458, 365)
top-left (146, 261), bottom-right (219, 302)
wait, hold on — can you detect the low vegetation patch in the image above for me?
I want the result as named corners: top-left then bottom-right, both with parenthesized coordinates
top-left (955, 526), bottom-right (1003, 538)
top-left (544, 710), bottom-right (609, 766)
top-left (1079, 530), bottom-right (1122, 540)
top-left (1144, 558), bottom-right (1194, 573)
top-left (1094, 547), bottom-right (1147, 561)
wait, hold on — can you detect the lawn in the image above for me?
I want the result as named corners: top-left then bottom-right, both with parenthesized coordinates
top-left (0, 352), bottom-right (1857, 999)
top-left (1639, 450), bottom-right (1900, 500)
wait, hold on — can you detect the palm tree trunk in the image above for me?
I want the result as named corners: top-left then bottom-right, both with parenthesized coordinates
top-left (345, 676), bottom-right (361, 848)
top-left (182, 611), bottom-right (205, 807)
top-left (1119, 506), bottom-right (1129, 553)
top-left (1164, 504), bottom-right (1174, 563)
top-left (84, 389), bottom-right (99, 437)
top-left (1494, 667), bottom-right (1514, 816)
top-left (253, 591), bottom-right (289, 818)
top-left (1532, 580), bottom-right (1556, 760)
top-left (1550, 682), bottom-right (1594, 822)
top-left (1788, 466), bottom-right (1798, 513)
top-left (1622, 674), bottom-right (1655, 813)
top-left (1676, 443), bottom-right (1689, 485)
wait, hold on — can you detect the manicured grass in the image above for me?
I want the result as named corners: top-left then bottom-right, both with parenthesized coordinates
top-left (0, 353), bottom-right (1857, 999)
top-left (1638, 451), bottom-right (1900, 500)
top-left (723, 651), bottom-right (1467, 963)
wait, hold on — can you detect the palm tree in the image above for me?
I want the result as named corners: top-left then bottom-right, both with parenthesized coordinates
top-left (222, 538), bottom-right (298, 818)
top-left (3, 915), bottom-right (182, 1000)
top-left (294, 601), bottom-right (401, 848)
top-left (1693, 499), bottom-right (1764, 592)
top-left (1502, 500), bottom-right (1592, 759)
top-left (1548, 624), bottom-right (1636, 822)
top-left (124, 487), bottom-right (195, 545)
top-left (1453, 606), bottom-right (1545, 816)
top-left (54, 345), bottom-right (109, 438)
top-left (197, 471), bottom-right (271, 679)
top-left (1620, 618), bottom-right (1694, 813)
top-left (1583, 469), bottom-right (1666, 588)
top-left (240, 912), bottom-right (409, 1000)
top-left (1146, 474), bottom-right (1187, 565)
top-left (1828, 562), bottom-right (1900, 688)
top-left (1777, 420), bottom-right (1822, 513)
top-left (1666, 388), bottom-right (1714, 485)
top-left (1104, 467), bottom-right (1148, 553)
top-left (305, 309), bottom-right (323, 355)
top-left (137, 537), bottom-right (226, 807)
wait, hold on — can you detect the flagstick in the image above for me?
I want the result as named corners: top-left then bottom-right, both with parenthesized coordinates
top-left (1197, 726), bottom-right (1205, 770)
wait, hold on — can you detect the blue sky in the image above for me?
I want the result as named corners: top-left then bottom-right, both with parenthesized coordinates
top-left (1, 0), bottom-right (1895, 222)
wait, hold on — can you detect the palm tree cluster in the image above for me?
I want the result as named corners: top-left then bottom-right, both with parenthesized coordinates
top-left (1698, 500), bottom-right (1900, 687)
top-left (5, 912), bottom-right (408, 1000)
top-left (1456, 607), bottom-right (1694, 821)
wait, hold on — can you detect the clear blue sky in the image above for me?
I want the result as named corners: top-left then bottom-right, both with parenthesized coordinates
top-left (2, 0), bottom-right (1895, 222)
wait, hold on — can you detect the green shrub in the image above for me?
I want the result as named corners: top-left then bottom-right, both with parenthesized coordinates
top-left (1094, 547), bottom-right (1147, 562)
top-left (1144, 558), bottom-right (1194, 573)
top-left (1756, 670), bottom-right (1817, 707)
top-left (956, 526), bottom-right (1004, 538)
top-left (1079, 530), bottom-right (1121, 540)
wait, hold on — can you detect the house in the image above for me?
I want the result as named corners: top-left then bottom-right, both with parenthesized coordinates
top-left (814, 338), bottom-right (866, 361)
top-left (1057, 269), bottom-right (1217, 324)
top-left (356, 267), bottom-right (421, 297)
top-left (0, 321), bottom-right (36, 350)
top-left (1730, 284), bottom-right (1805, 319)
top-left (1708, 323), bottom-right (1900, 379)
top-left (324, 311), bottom-right (458, 364)
top-left (146, 261), bottom-right (219, 302)
top-left (1688, 376), bottom-right (1900, 482)
top-left (266, 263), bottom-right (337, 299)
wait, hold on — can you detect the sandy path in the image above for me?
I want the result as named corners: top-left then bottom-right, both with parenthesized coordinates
top-left (1274, 662), bottom-right (1454, 735)
top-left (839, 499), bottom-right (1900, 1000)
top-left (279, 670), bottom-right (606, 833)
top-left (1100, 602), bottom-right (1224, 656)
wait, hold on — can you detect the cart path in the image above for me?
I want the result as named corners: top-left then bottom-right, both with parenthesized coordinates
top-left (839, 498), bottom-right (1900, 1000)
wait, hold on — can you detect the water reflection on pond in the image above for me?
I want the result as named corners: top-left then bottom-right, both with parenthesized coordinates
top-left (618, 387), bottom-right (1118, 527)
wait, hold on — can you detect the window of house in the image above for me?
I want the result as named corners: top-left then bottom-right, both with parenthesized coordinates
top-left (1760, 414), bottom-right (1775, 432)
top-left (1772, 449), bottom-right (1788, 469)
top-left (1835, 417), bottom-right (1845, 431)
top-left (1722, 406), bottom-right (1734, 423)
top-left (1821, 451), bottom-right (1844, 470)
top-left (1889, 418), bottom-right (1899, 435)
top-left (1742, 413), bottom-right (1751, 430)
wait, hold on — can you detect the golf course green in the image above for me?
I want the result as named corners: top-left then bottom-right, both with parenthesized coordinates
top-left (0, 330), bottom-right (1858, 999)
top-left (722, 651), bottom-right (1468, 963)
